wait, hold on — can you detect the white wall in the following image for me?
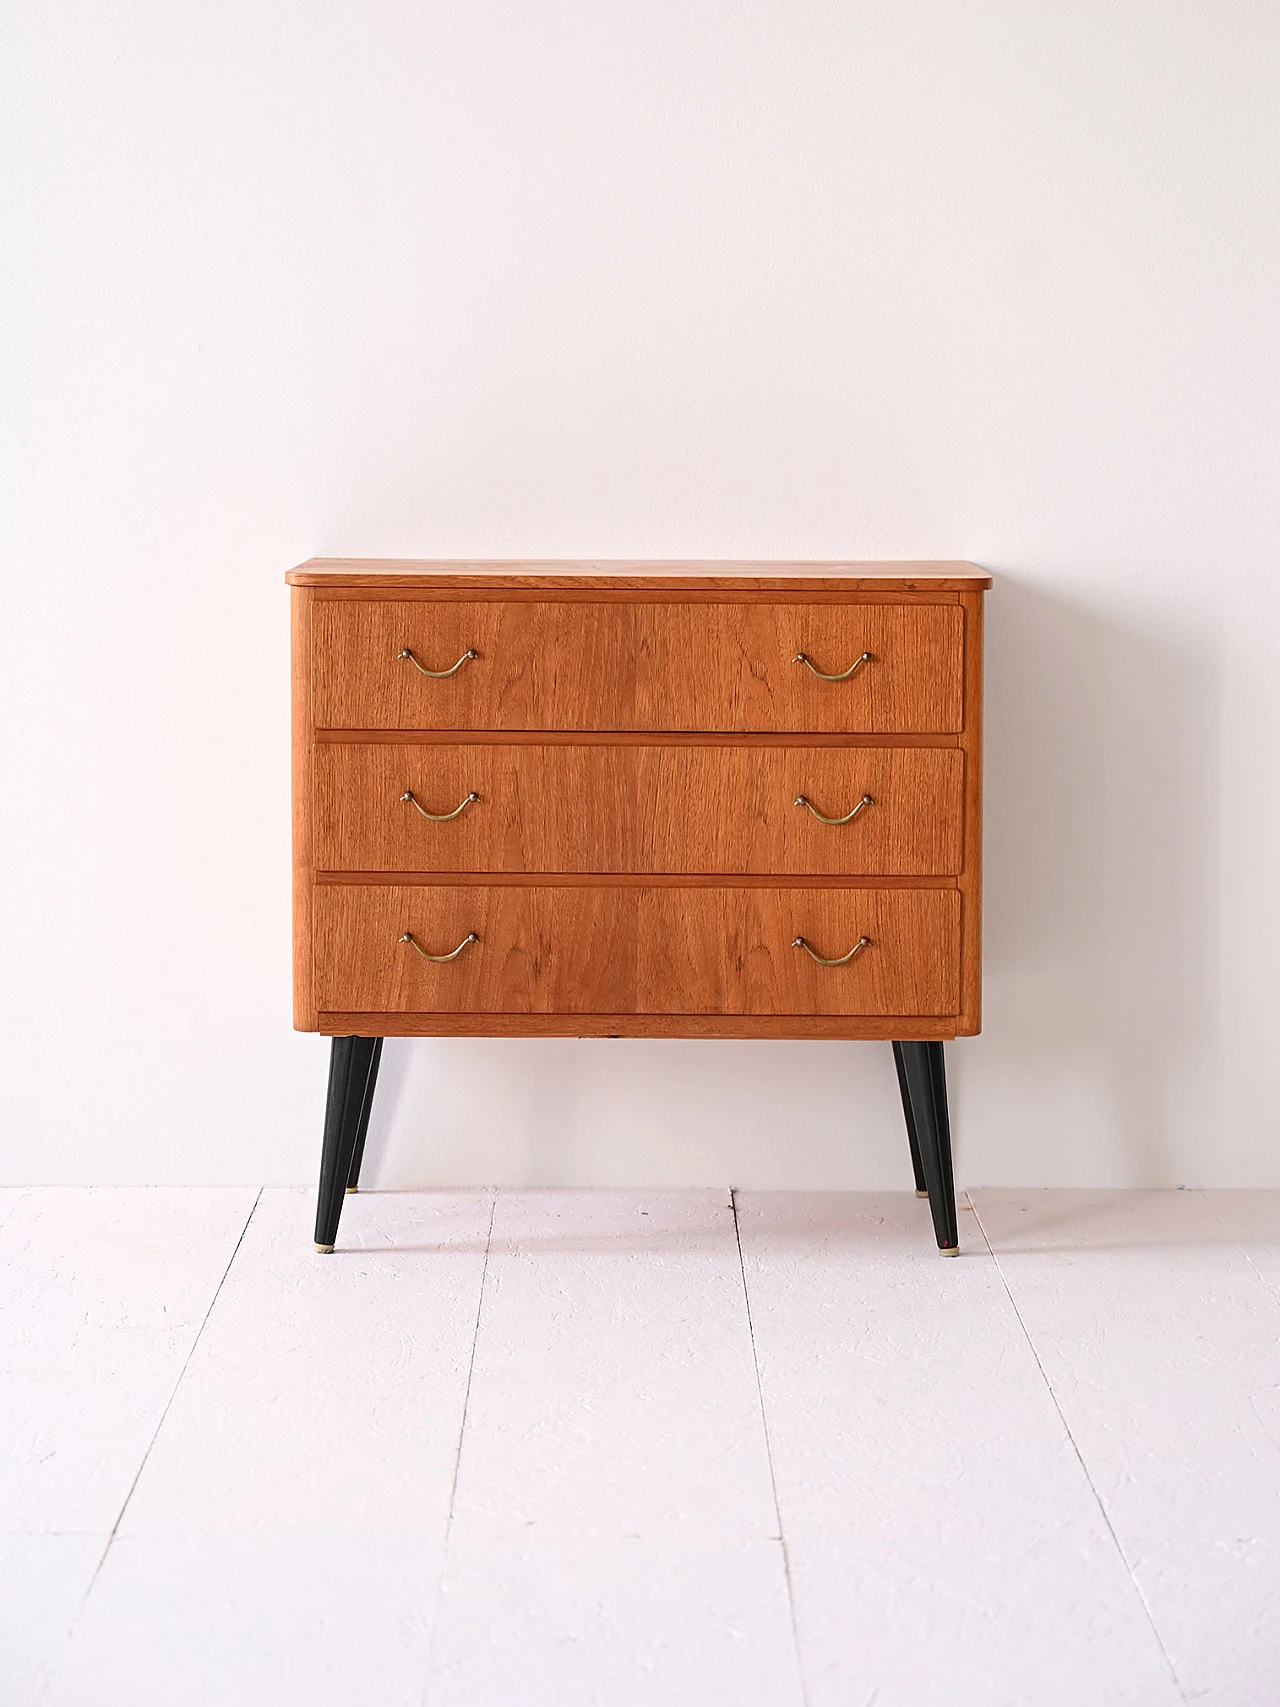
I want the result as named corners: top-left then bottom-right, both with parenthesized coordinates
top-left (3, 1), bottom-right (1278, 1188)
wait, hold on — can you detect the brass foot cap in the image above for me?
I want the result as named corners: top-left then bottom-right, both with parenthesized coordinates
top-left (939, 1245), bottom-right (959, 1257)
top-left (345, 1185), bottom-right (358, 1194)
top-left (314, 1242), bottom-right (335, 1253)
top-left (915, 1189), bottom-right (929, 1198)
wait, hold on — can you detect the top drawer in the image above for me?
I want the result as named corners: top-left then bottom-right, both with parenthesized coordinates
top-left (311, 600), bottom-right (964, 733)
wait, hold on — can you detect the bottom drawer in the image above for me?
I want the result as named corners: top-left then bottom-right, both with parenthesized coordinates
top-left (313, 884), bottom-right (960, 1017)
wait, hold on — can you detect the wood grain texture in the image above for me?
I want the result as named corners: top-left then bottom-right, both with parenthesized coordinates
top-left (317, 872), bottom-right (955, 890)
top-left (315, 743), bottom-right (964, 877)
top-left (290, 587), bottom-right (317, 1029)
top-left (312, 586), bottom-right (964, 606)
top-left (288, 558), bottom-right (993, 591)
top-left (312, 885), bottom-right (960, 1018)
top-left (316, 1013), bottom-right (959, 1039)
top-left (956, 589), bottom-right (984, 1036)
top-left (311, 600), bottom-right (964, 733)
top-left (639, 888), bottom-right (959, 1017)
top-left (292, 565), bottom-right (987, 1039)
top-left (315, 885), bottom-right (638, 1015)
top-left (318, 728), bottom-right (960, 748)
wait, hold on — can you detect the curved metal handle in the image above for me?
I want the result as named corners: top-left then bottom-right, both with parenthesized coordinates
top-left (400, 789), bottom-right (480, 822)
top-left (795, 792), bottom-right (874, 826)
top-left (792, 934), bottom-right (872, 966)
top-left (399, 930), bottom-right (479, 963)
top-left (792, 649), bottom-right (874, 682)
top-left (398, 646), bottom-right (479, 679)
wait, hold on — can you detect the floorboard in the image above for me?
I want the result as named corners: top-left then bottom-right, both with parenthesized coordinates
top-left (972, 1187), bottom-right (1280, 1707)
top-left (424, 1189), bottom-right (802, 1704)
top-left (737, 1190), bottom-right (1182, 1707)
top-left (40, 1189), bottom-right (492, 1707)
top-left (0, 1187), bottom-right (257, 1534)
top-left (8, 1186), bottom-right (1277, 1704)
top-left (1207, 1188), bottom-right (1280, 1309)
top-left (43, 1532), bottom-right (444, 1707)
top-left (114, 1188), bottom-right (492, 1537)
top-left (0, 1533), bottom-right (105, 1707)
top-left (429, 1533), bottom-right (800, 1707)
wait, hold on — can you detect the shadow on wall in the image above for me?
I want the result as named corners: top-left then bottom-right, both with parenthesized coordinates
top-left (961, 576), bottom-right (1221, 1185)
top-left (354, 576), bottom-right (1222, 1191)
top-left (359, 1028), bottom-right (910, 1192)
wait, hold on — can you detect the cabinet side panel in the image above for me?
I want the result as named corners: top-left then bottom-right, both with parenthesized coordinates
top-left (292, 586), bottom-right (318, 1029)
top-left (956, 589), bottom-right (984, 1034)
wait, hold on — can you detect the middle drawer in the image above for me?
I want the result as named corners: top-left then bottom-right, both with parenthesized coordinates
top-left (315, 742), bottom-right (964, 876)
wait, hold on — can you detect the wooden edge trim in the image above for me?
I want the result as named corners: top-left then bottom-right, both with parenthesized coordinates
top-left (957, 589), bottom-right (984, 1035)
top-left (291, 587), bottom-right (318, 1030)
top-left (317, 1013), bottom-right (960, 1040)
top-left (287, 561), bottom-right (990, 582)
top-left (314, 729), bottom-right (962, 748)
top-left (286, 568), bottom-right (990, 593)
top-left (294, 583), bottom-right (973, 603)
top-left (313, 872), bottom-right (961, 889)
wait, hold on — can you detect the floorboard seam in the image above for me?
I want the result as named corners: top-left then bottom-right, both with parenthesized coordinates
top-left (731, 1188), bottom-right (809, 1707)
top-left (71, 1188), bottom-right (264, 1622)
top-left (968, 1193), bottom-right (1189, 1706)
top-left (421, 1187), bottom-right (497, 1706)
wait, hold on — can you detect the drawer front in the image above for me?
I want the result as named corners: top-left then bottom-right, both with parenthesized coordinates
top-left (314, 885), bottom-right (960, 1016)
top-left (311, 601), bottom-right (963, 732)
top-left (315, 743), bottom-right (965, 876)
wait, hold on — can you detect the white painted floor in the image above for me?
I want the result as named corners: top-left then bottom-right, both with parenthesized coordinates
top-left (4, 1188), bottom-right (1279, 1705)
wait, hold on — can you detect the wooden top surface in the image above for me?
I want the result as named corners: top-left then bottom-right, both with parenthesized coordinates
top-left (286, 558), bottom-right (992, 592)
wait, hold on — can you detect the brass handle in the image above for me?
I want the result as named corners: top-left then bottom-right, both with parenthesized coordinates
top-left (792, 649), bottom-right (873, 682)
top-left (793, 934), bottom-right (871, 966)
top-left (398, 646), bottom-right (479, 678)
top-left (795, 792), bottom-right (874, 826)
top-left (400, 789), bottom-right (480, 822)
top-left (399, 930), bottom-right (479, 963)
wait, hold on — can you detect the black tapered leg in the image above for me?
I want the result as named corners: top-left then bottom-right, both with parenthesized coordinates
top-left (315, 1036), bottom-right (380, 1252)
top-left (345, 1036), bottom-right (383, 1194)
top-left (892, 1041), bottom-right (929, 1196)
top-left (898, 1042), bottom-right (959, 1254)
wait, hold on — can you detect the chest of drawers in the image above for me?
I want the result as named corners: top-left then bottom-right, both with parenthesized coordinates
top-left (289, 559), bottom-right (991, 1255)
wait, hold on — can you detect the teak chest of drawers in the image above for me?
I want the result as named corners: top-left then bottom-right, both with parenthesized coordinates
top-left (288, 559), bottom-right (991, 1255)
